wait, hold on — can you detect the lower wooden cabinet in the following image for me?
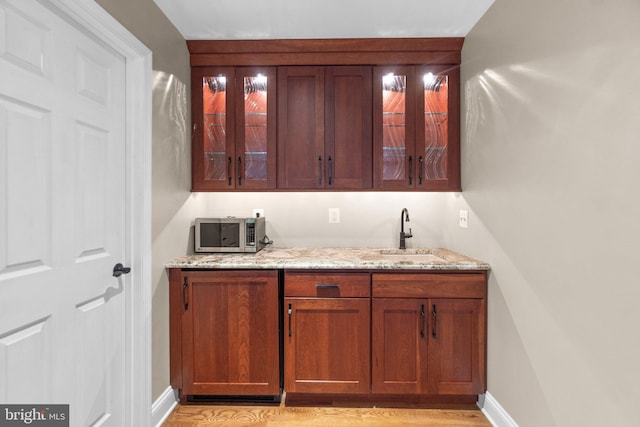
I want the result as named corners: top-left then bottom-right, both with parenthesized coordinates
top-left (372, 297), bottom-right (485, 395)
top-left (284, 270), bottom-right (487, 400)
top-left (372, 273), bottom-right (487, 396)
top-left (169, 267), bottom-right (487, 404)
top-left (169, 269), bottom-right (280, 400)
top-left (284, 271), bottom-right (370, 394)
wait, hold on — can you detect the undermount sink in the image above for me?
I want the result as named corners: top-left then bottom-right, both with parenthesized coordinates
top-left (379, 249), bottom-right (446, 263)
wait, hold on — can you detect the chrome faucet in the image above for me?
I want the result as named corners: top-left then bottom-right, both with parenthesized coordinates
top-left (399, 208), bottom-right (413, 249)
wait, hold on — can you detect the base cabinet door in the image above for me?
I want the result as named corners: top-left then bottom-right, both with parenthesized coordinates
top-left (177, 270), bottom-right (280, 397)
top-left (372, 297), bottom-right (485, 395)
top-left (371, 298), bottom-right (427, 394)
top-left (284, 297), bottom-right (370, 393)
top-left (427, 298), bottom-right (485, 395)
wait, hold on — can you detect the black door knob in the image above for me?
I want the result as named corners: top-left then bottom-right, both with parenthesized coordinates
top-left (112, 263), bottom-right (131, 277)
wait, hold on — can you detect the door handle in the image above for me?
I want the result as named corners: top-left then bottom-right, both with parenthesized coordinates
top-left (112, 263), bottom-right (131, 277)
top-left (432, 304), bottom-right (437, 338)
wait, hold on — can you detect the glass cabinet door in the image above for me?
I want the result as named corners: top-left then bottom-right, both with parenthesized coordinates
top-left (193, 67), bottom-right (235, 190)
top-left (192, 67), bottom-right (276, 191)
top-left (374, 65), bottom-right (460, 191)
top-left (235, 68), bottom-right (276, 189)
top-left (416, 65), bottom-right (460, 190)
top-left (373, 66), bottom-right (416, 189)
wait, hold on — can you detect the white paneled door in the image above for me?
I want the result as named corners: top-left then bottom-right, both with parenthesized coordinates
top-left (0, 0), bottom-right (134, 425)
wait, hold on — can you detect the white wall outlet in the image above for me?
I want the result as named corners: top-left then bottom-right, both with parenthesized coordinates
top-left (253, 208), bottom-right (265, 218)
top-left (328, 208), bottom-right (340, 223)
top-left (459, 209), bottom-right (469, 229)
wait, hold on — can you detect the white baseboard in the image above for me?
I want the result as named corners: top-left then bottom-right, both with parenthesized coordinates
top-left (478, 392), bottom-right (519, 427)
top-left (152, 386), bottom-right (178, 427)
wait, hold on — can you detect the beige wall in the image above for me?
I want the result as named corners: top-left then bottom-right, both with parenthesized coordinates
top-left (447, 0), bottom-right (640, 425)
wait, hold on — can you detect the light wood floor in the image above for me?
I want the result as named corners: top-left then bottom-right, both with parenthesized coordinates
top-left (162, 403), bottom-right (492, 426)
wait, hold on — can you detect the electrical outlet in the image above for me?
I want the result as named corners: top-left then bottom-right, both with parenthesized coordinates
top-left (459, 210), bottom-right (469, 229)
top-left (328, 208), bottom-right (340, 223)
top-left (253, 208), bottom-right (265, 218)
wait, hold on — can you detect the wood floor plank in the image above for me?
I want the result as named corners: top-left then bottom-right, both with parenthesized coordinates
top-left (162, 404), bottom-right (492, 426)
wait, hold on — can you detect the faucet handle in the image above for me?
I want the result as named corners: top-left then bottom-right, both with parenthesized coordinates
top-left (406, 228), bottom-right (413, 238)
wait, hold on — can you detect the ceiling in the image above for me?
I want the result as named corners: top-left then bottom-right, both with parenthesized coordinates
top-left (153, 0), bottom-right (495, 40)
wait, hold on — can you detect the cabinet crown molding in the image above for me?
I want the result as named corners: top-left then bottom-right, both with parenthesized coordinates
top-left (188, 38), bottom-right (464, 66)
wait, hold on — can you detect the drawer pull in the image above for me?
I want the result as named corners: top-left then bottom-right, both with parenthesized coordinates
top-left (316, 284), bottom-right (340, 289)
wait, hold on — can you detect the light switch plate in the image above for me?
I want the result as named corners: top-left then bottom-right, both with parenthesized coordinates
top-left (459, 210), bottom-right (469, 229)
top-left (328, 208), bottom-right (340, 223)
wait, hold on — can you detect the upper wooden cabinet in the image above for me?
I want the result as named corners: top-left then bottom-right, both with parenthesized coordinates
top-left (373, 65), bottom-right (460, 190)
top-left (277, 66), bottom-right (372, 189)
top-left (192, 67), bottom-right (277, 190)
top-left (188, 38), bottom-right (462, 192)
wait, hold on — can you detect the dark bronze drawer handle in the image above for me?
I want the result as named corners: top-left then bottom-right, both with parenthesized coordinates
top-left (316, 284), bottom-right (340, 289)
top-left (420, 304), bottom-right (425, 338)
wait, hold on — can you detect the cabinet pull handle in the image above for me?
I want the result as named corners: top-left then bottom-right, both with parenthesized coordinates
top-left (182, 277), bottom-right (188, 311)
top-left (237, 156), bottom-right (242, 185)
top-left (328, 156), bottom-right (333, 185)
top-left (432, 304), bottom-right (437, 338)
top-left (420, 304), bottom-right (425, 338)
top-left (408, 155), bottom-right (413, 185)
top-left (418, 155), bottom-right (424, 185)
top-left (318, 156), bottom-right (323, 185)
top-left (227, 156), bottom-right (232, 186)
top-left (287, 303), bottom-right (292, 337)
top-left (316, 284), bottom-right (339, 289)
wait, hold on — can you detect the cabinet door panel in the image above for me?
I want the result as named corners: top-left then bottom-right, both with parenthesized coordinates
top-left (192, 67), bottom-right (236, 190)
top-left (235, 67), bottom-right (277, 189)
top-left (371, 298), bottom-right (427, 394)
top-left (182, 271), bottom-right (280, 396)
top-left (325, 66), bottom-right (372, 189)
top-left (277, 66), bottom-right (325, 189)
top-left (415, 65), bottom-right (460, 190)
top-left (428, 298), bottom-right (485, 395)
top-left (373, 66), bottom-right (416, 190)
top-left (285, 298), bottom-right (370, 393)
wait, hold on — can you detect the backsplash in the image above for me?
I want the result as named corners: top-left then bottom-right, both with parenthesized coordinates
top-left (187, 191), bottom-right (452, 250)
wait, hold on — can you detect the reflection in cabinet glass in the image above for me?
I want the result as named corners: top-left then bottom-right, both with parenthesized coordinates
top-left (242, 75), bottom-right (268, 182)
top-left (423, 73), bottom-right (448, 180)
top-left (203, 76), bottom-right (227, 182)
top-left (382, 74), bottom-right (407, 181)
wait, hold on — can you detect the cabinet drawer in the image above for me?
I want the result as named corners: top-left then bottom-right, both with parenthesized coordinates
top-left (372, 273), bottom-right (486, 298)
top-left (285, 271), bottom-right (371, 297)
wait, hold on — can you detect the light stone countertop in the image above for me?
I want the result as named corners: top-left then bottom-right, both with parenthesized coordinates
top-left (166, 247), bottom-right (490, 271)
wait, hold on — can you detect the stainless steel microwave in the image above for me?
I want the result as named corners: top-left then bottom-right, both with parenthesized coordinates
top-left (195, 217), bottom-right (266, 253)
